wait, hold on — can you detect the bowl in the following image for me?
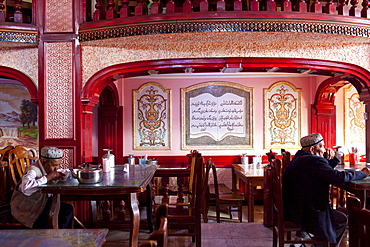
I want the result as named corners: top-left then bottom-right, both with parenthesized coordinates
top-left (76, 164), bottom-right (103, 184)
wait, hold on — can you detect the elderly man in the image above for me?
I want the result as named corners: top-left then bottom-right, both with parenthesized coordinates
top-left (282, 133), bottom-right (370, 246)
top-left (11, 146), bottom-right (73, 229)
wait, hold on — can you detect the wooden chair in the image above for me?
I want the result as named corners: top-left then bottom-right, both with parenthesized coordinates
top-left (271, 158), bottom-right (330, 247)
top-left (140, 217), bottom-right (168, 247)
top-left (0, 145), bottom-right (32, 229)
top-left (154, 151), bottom-right (205, 246)
top-left (8, 145), bottom-right (38, 187)
top-left (210, 160), bottom-right (244, 223)
top-left (0, 146), bottom-right (14, 222)
top-left (347, 196), bottom-right (370, 247)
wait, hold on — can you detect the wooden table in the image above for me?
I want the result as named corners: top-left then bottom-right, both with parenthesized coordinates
top-left (39, 165), bottom-right (157, 247)
top-left (333, 164), bottom-right (369, 208)
top-left (232, 163), bottom-right (264, 222)
top-left (0, 228), bottom-right (108, 247)
top-left (341, 176), bottom-right (370, 208)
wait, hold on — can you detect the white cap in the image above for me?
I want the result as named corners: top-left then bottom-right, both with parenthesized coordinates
top-left (300, 133), bottom-right (323, 148)
top-left (41, 146), bottom-right (63, 159)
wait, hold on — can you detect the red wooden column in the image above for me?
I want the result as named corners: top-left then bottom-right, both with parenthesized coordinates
top-left (82, 96), bottom-right (99, 163)
top-left (311, 103), bottom-right (336, 149)
top-left (36, 0), bottom-right (83, 165)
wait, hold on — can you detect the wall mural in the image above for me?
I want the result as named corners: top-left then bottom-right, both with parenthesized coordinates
top-left (344, 85), bottom-right (365, 154)
top-left (264, 81), bottom-right (301, 149)
top-left (181, 81), bottom-right (253, 150)
top-left (0, 81), bottom-right (38, 149)
top-left (133, 82), bottom-right (171, 150)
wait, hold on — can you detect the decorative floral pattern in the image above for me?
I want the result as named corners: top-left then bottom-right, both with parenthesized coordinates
top-left (264, 81), bottom-right (301, 149)
top-left (344, 85), bottom-right (365, 152)
top-left (133, 82), bottom-right (171, 150)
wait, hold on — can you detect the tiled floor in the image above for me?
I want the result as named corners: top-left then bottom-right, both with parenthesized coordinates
top-left (102, 205), bottom-right (349, 247)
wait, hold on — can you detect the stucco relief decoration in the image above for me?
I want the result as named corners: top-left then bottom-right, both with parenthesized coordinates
top-left (344, 85), bottom-right (365, 152)
top-left (264, 81), bottom-right (301, 149)
top-left (133, 82), bottom-right (171, 150)
top-left (45, 42), bottom-right (74, 139)
top-left (182, 82), bottom-right (253, 150)
top-left (45, 0), bottom-right (73, 32)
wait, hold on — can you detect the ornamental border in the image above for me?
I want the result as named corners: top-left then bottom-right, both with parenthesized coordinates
top-left (0, 30), bottom-right (37, 43)
top-left (79, 20), bottom-right (370, 42)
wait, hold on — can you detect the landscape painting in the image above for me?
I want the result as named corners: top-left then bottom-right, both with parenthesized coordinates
top-left (0, 80), bottom-right (38, 149)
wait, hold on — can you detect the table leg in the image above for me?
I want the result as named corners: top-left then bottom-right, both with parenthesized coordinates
top-left (126, 193), bottom-right (140, 247)
top-left (146, 183), bottom-right (154, 232)
top-left (49, 194), bottom-right (60, 229)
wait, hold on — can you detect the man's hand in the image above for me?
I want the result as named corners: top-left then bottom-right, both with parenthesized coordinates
top-left (323, 148), bottom-right (335, 160)
top-left (361, 167), bottom-right (370, 177)
top-left (46, 171), bottom-right (60, 182)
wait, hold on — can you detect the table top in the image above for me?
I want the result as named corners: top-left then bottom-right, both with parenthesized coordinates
top-left (232, 163), bottom-right (265, 178)
top-left (0, 228), bottom-right (108, 247)
top-left (39, 165), bottom-right (157, 195)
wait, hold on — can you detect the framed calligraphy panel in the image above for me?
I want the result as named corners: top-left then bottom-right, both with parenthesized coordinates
top-left (344, 85), bottom-right (365, 152)
top-left (181, 82), bottom-right (253, 150)
top-left (133, 82), bottom-right (171, 150)
top-left (264, 81), bottom-right (301, 149)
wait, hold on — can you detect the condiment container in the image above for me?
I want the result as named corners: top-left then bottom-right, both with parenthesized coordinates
top-left (128, 154), bottom-right (135, 165)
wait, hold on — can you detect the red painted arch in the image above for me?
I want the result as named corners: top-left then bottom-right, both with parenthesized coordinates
top-left (0, 66), bottom-right (38, 103)
top-left (82, 57), bottom-right (370, 101)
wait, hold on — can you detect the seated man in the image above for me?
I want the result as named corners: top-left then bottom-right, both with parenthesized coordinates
top-left (11, 146), bottom-right (73, 229)
top-left (282, 133), bottom-right (370, 246)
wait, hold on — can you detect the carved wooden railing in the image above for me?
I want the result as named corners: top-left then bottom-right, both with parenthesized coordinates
top-left (87, 0), bottom-right (370, 22)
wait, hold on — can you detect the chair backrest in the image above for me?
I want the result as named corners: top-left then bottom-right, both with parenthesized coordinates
top-left (270, 158), bottom-right (284, 228)
top-left (147, 217), bottom-right (168, 247)
top-left (210, 160), bottom-right (220, 205)
top-left (0, 146), bottom-right (14, 208)
top-left (347, 196), bottom-right (370, 247)
top-left (281, 150), bottom-right (291, 175)
top-left (0, 146), bottom-right (14, 164)
top-left (188, 150), bottom-right (202, 201)
top-left (8, 145), bottom-right (38, 185)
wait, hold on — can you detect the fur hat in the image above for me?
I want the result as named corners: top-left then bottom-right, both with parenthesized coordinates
top-left (41, 146), bottom-right (63, 159)
top-left (300, 133), bottom-right (323, 148)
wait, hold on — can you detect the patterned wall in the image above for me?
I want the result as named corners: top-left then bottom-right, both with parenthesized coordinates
top-left (81, 32), bottom-right (370, 85)
top-left (45, 42), bottom-right (74, 139)
top-left (45, 0), bottom-right (73, 33)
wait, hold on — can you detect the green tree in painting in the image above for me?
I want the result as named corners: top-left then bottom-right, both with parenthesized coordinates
top-left (19, 99), bottom-right (37, 127)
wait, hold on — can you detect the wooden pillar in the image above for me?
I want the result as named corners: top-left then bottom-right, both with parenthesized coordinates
top-left (37, 0), bottom-right (82, 165)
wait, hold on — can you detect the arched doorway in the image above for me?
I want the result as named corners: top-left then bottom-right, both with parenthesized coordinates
top-left (97, 84), bottom-right (123, 164)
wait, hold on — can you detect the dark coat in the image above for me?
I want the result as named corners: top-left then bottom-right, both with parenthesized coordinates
top-left (282, 149), bottom-right (366, 243)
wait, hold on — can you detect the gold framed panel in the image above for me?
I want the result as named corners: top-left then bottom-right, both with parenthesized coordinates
top-left (264, 81), bottom-right (301, 149)
top-left (133, 82), bottom-right (172, 150)
top-left (181, 81), bottom-right (253, 150)
top-left (344, 85), bottom-right (365, 151)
